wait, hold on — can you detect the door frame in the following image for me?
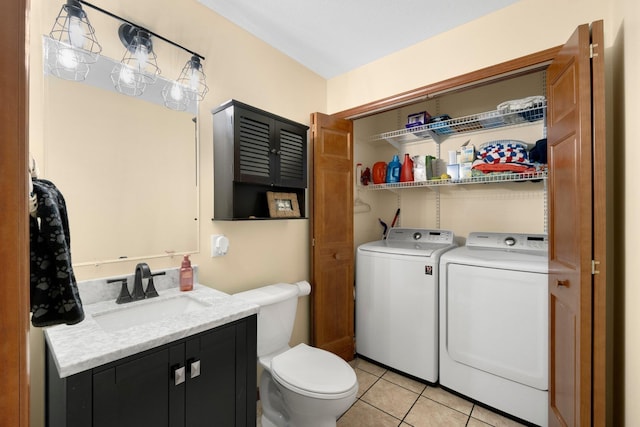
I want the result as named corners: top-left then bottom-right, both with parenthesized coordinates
top-left (326, 34), bottom-right (607, 425)
top-left (0, 0), bottom-right (30, 425)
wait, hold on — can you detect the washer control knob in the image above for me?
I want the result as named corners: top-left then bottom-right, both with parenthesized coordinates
top-left (413, 232), bottom-right (422, 240)
top-left (504, 237), bottom-right (516, 246)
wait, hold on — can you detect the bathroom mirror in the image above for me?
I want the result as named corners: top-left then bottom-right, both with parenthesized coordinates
top-left (42, 37), bottom-right (199, 265)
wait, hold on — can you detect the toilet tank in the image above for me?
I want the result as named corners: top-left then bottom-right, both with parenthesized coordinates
top-left (234, 283), bottom-right (308, 358)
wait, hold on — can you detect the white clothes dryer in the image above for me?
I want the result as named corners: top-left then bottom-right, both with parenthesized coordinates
top-left (439, 232), bottom-right (549, 427)
top-left (356, 228), bottom-right (456, 383)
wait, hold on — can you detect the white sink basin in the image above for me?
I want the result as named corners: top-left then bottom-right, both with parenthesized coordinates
top-left (92, 294), bottom-right (211, 333)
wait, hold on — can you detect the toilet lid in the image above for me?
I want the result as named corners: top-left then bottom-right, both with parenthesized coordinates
top-left (270, 344), bottom-right (357, 397)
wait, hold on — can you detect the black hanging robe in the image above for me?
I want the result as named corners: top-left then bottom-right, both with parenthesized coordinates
top-left (29, 178), bottom-right (84, 327)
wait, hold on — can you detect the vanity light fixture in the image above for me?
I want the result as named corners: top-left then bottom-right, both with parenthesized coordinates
top-left (48, 0), bottom-right (208, 104)
top-left (47, 0), bottom-right (102, 81)
top-left (162, 55), bottom-right (209, 111)
top-left (111, 24), bottom-right (161, 97)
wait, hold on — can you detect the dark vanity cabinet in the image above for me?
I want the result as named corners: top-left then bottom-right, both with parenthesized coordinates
top-left (47, 315), bottom-right (257, 427)
top-left (212, 100), bottom-right (308, 220)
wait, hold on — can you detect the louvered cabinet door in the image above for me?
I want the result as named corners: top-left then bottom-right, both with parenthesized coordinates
top-left (275, 120), bottom-right (307, 188)
top-left (234, 106), bottom-right (275, 186)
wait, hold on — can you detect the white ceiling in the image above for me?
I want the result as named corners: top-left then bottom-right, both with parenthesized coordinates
top-left (198, 0), bottom-right (521, 79)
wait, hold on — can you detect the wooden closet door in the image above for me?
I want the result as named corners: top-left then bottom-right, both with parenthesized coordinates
top-left (0, 0), bottom-right (30, 425)
top-left (547, 20), bottom-right (606, 427)
top-left (309, 113), bottom-right (354, 361)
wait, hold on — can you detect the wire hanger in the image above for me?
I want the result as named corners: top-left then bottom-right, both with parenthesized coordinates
top-left (354, 190), bottom-right (371, 214)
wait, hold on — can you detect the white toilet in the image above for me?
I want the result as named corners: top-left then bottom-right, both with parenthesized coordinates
top-left (234, 281), bottom-right (358, 427)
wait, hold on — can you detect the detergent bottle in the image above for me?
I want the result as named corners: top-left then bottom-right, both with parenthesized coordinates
top-left (400, 153), bottom-right (414, 182)
top-left (386, 155), bottom-right (401, 183)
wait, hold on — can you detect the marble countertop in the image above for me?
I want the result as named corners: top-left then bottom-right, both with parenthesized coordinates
top-left (44, 284), bottom-right (259, 378)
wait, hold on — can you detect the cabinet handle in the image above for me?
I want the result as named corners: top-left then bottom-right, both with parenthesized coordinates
top-left (556, 279), bottom-right (569, 288)
top-left (172, 364), bottom-right (185, 386)
top-left (188, 359), bottom-right (201, 379)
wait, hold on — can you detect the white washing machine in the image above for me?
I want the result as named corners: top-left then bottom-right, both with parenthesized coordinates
top-left (439, 232), bottom-right (549, 426)
top-left (356, 228), bottom-right (456, 383)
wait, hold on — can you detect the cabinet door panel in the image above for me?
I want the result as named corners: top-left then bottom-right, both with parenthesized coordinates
top-left (185, 325), bottom-right (237, 427)
top-left (235, 106), bottom-right (274, 185)
top-left (169, 343), bottom-right (186, 427)
top-left (93, 350), bottom-right (170, 427)
top-left (276, 121), bottom-right (307, 188)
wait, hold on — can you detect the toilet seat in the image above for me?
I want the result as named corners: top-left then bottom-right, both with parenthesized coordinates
top-left (270, 344), bottom-right (358, 400)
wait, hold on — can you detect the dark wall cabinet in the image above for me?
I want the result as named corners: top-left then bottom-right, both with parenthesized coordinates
top-left (47, 316), bottom-right (257, 427)
top-left (212, 100), bottom-right (308, 220)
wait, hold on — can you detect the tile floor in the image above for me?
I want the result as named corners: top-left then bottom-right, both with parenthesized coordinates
top-left (257, 357), bottom-right (529, 427)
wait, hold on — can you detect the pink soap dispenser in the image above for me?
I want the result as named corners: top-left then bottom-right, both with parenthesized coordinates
top-left (180, 255), bottom-right (193, 291)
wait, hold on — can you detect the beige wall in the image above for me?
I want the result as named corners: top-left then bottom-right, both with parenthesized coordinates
top-left (29, 0), bottom-right (325, 425)
top-left (328, 0), bottom-right (637, 425)
top-left (327, 0), bottom-right (613, 114)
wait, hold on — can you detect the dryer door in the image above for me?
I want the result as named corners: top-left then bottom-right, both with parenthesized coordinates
top-left (445, 263), bottom-right (548, 390)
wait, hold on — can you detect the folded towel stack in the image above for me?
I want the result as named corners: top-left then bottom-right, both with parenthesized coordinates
top-left (478, 142), bottom-right (529, 164)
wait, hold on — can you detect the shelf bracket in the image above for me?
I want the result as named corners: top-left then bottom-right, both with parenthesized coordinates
top-left (382, 138), bottom-right (400, 150)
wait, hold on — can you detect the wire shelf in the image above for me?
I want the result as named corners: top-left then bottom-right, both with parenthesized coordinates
top-left (360, 170), bottom-right (548, 190)
top-left (369, 102), bottom-right (547, 146)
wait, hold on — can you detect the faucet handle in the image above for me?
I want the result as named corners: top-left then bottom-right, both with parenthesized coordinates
top-left (107, 277), bottom-right (132, 304)
top-left (145, 272), bottom-right (165, 298)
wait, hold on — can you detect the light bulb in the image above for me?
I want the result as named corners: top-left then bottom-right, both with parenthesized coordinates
top-left (134, 44), bottom-right (149, 70)
top-left (58, 48), bottom-right (78, 69)
top-left (68, 16), bottom-right (85, 48)
top-left (189, 68), bottom-right (199, 91)
top-left (119, 65), bottom-right (135, 85)
top-left (170, 83), bottom-right (185, 101)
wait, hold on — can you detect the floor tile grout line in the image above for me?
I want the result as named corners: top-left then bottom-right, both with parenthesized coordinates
top-left (375, 375), bottom-right (427, 396)
top-left (359, 376), bottom-right (424, 426)
top-left (356, 372), bottom-right (383, 398)
top-left (397, 391), bottom-right (422, 427)
top-left (355, 397), bottom-right (405, 425)
top-left (420, 393), bottom-right (475, 419)
top-left (352, 359), bottom-right (510, 427)
top-left (365, 375), bottom-right (478, 420)
top-left (354, 365), bottom-right (388, 378)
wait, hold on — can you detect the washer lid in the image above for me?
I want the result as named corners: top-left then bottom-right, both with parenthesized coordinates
top-left (270, 344), bottom-right (356, 396)
top-left (358, 228), bottom-right (456, 257)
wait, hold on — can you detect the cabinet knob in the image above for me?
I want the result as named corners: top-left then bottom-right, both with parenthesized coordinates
top-left (172, 364), bottom-right (185, 385)
top-left (556, 279), bottom-right (569, 288)
top-left (188, 359), bottom-right (201, 379)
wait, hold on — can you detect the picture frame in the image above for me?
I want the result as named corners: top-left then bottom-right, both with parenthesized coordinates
top-left (267, 191), bottom-right (301, 218)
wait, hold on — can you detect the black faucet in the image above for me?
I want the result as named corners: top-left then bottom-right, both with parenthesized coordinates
top-left (132, 263), bottom-right (151, 301)
top-left (110, 263), bottom-right (164, 303)
top-left (131, 263), bottom-right (166, 300)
